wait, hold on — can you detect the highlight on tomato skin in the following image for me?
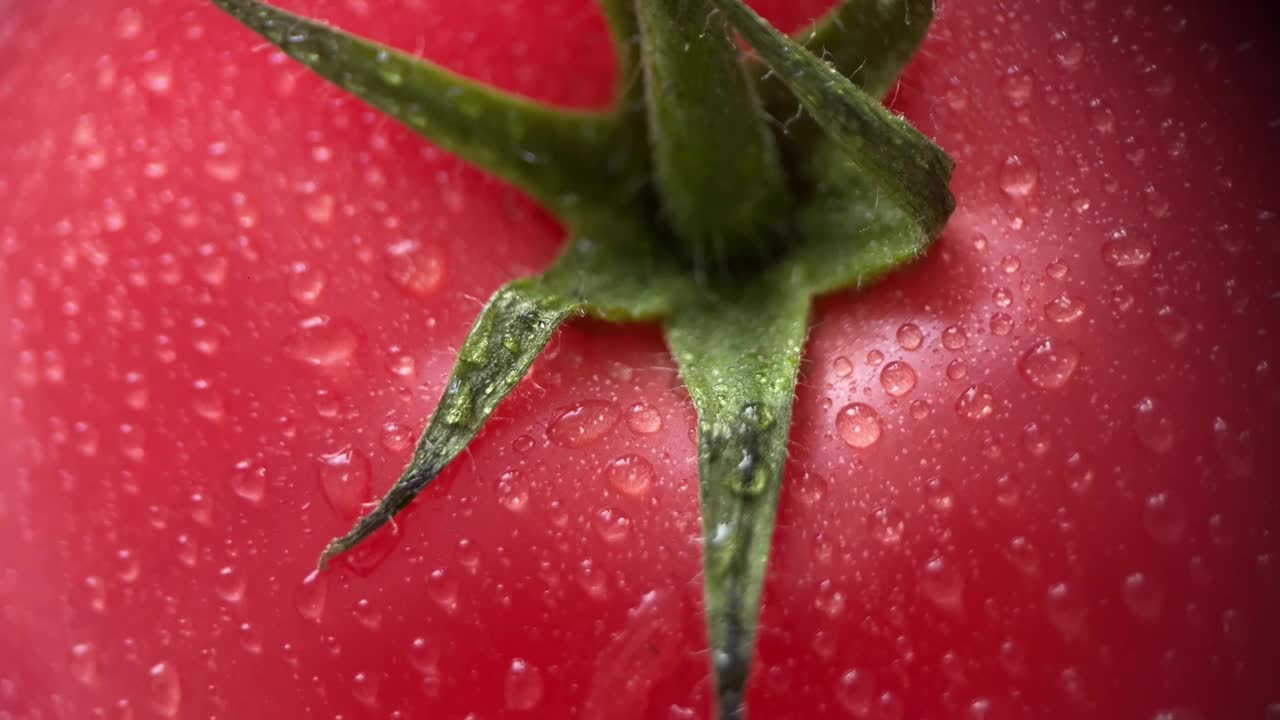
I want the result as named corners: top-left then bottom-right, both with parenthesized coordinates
top-left (1, 1), bottom-right (1278, 719)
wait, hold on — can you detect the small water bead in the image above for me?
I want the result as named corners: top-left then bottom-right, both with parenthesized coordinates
top-left (896, 323), bottom-right (924, 351)
top-left (925, 477), bottom-right (956, 514)
top-left (814, 579), bottom-right (847, 618)
top-left (295, 570), bottom-right (327, 622)
top-left (1050, 34), bottom-right (1085, 69)
top-left (832, 356), bottom-right (854, 378)
top-left (380, 422), bottom-right (413, 452)
top-left (625, 402), bottom-right (663, 435)
top-left (354, 598), bottom-right (383, 629)
top-left (910, 399), bottom-right (931, 419)
top-left (385, 239), bottom-right (445, 298)
top-left (999, 155), bottom-right (1040, 197)
top-left (409, 637), bottom-right (440, 673)
top-left (1000, 255), bottom-right (1022, 274)
top-left (1044, 294), bottom-right (1086, 324)
top-left (792, 471), bottom-right (828, 505)
top-left (1063, 452), bottom-right (1096, 495)
top-left (1133, 397), bottom-right (1176, 453)
top-left (1144, 491), bottom-right (1188, 546)
top-left (504, 659), bottom-right (544, 711)
top-left (879, 361), bottom-right (917, 397)
top-left (989, 312), bottom-right (1013, 336)
top-left (992, 286), bottom-right (1014, 307)
top-left (70, 643), bottom-right (98, 686)
top-left (836, 403), bottom-right (883, 448)
top-left (287, 263), bottom-right (327, 305)
top-left (285, 316), bottom-right (363, 369)
top-left (547, 400), bottom-right (620, 448)
top-left (865, 349), bottom-right (884, 366)
top-left (1046, 582), bottom-right (1088, 638)
top-left (604, 454), bottom-right (656, 498)
top-left (1123, 572), bottom-right (1164, 622)
top-left (352, 672), bottom-right (379, 709)
top-left (147, 662), bottom-right (182, 718)
top-left (593, 507), bottom-right (633, 543)
top-left (955, 384), bottom-right (995, 420)
top-left (318, 448), bottom-right (372, 521)
top-left (1154, 306), bottom-right (1189, 347)
top-left (868, 506), bottom-right (905, 545)
top-left (215, 565), bottom-right (246, 605)
top-left (1001, 71), bottom-right (1034, 107)
top-left (1022, 424), bottom-right (1050, 456)
top-left (941, 324), bottom-right (968, 351)
top-left (1102, 229), bottom-right (1153, 268)
top-left (945, 359), bottom-right (968, 382)
top-left (427, 567), bottom-right (459, 612)
top-left (229, 459), bottom-right (266, 504)
top-left (495, 470), bottom-right (530, 512)
top-left (921, 556), bottom-right (965, 612)
top-left (1018, 338), bottom-right (1082, 390)
top-left (835, 668), bottom-right (874, 716)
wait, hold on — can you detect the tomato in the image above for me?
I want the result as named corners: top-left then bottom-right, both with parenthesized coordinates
top-left (1, 1), bottom-right (1277, 719)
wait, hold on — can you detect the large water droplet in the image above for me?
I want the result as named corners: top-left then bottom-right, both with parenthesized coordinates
top-left (836, 668), bottom-right (873, 717)
top-left (921, 556), bottom-right (965, 612)
top-left (836, 403), bottom-right (883, 448)
top-left (504, 659), bottom-right (544, 711)
top-left (814, 579), bottom-right (847, 618)
top-left (625, 402), bottom-right (663, 435)
top-left (1046, 581), bottom-right (1087, 639)
top-left (547, 401), bottom-right (620, 448)
top-left (1143, 491), bottom-right (1187, 546)
top-left (1122, 571), bottom-right (1164, 622)
top-left (593, 507), bottom-right (633, 544)
top-left (879, 361), bottom-right (917, 397)
top-left (604, 454), bottom-right (656, 498)
top-left (70, 643), bottom-right (98, 686)
top-left (1102, 229), bottom-right (1153, 268)
top-left (352, 671), bottom-right (379, 709)
top-left (792, 471), bottom-right (828, 505)
top-left (215, 565), bottom-right (246, 605)
top-left (229, 459), bottom-right (266, 504)
top-left (318, 448), bottom-right (372, 521)
top-left (867, 506), bottom-right (905, 545)
top-left (427, 567), bottom-right (459, 612)
top-left (1044, 294), bottom-right (1086, 324)
top-left (1018, 338), bottom-right (1081, 390)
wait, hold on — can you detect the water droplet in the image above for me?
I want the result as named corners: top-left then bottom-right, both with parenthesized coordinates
top-left (992, 286), bottom-right (1014, 307)
top-left (1102, 229), bottom-right (1153, 268)
top-left (490, 469), bottom-right (530, 512)
top-left (427, 567), bottom-right (459, 612)
top-left (409, 637), bottom-right (440, 673)
top-left (1046, 581), bottom-right (1087, 639)
top-left (1153, 306), bottom-right (1189, 348)
top-left (909, 399), bottom-right (931, 419)
top-left (146, 662), bottom-right (181, 718)
top-left (1133, 397), bottom-right (1175, 453)
top-left (625, 402), bottom-right (663, 435)
top-left (999, 155), bottom-right (1039, 197)
top-left (592, 507), bottom-right (633, 544)
top-left (353, 598), bottom-right (382, 629)
top-left (318, 448), bottom-right (372, 521)
top-left (504, 659), bottom-right (544, 711)
top-left (836, 403), bottom-right (883, 448)
top-left (924, 477), bottom-right (956, 514)
top-left (867, 506), bottom-right (905, 545)
top-left (921, 556), bottom-right (965, 612)
top-left (380, 422), bottom-right (414, 452)
top-left (879, 361), bottom-right (917, 397)
top-left (1143, 491), bottom-right (1187, 546)
top-left (215, 565), bottom-right (246, 605)
top-left (1211, 416), bottom-right (1256, 476)
top-left (576, 559), bottom-right (608, 600)
top-left (1122, 572), bottom-right (1164, 622)
top-left (288, 263), bottom-right (327, 305)
top-left (814, 579), bottom-right (846, 618)
top-left (352, 671), bottom-right (379, 708)
top-left (1062, 452), bottom-right (1096, 495)
top-left (865, 349), bottom-right (884, 366)
top-left (385, 239), bottom-right (445, 298)
top-left (792, 471), bottom-right (828, 505)
top-left (1001, 70), bottom-right (1034, 107)
top-left (832, 356), bottom-right (854, 378)
top-left (228, 459), bottom-right (266, 504)
top-left (117, 7), bottom-right (143, 38)
top-left (955, 384), bottom-right (996, 420)
top-left (547, 401), bottom-right (620, 448)
top-left (1044, 294), bottom-right (1086, 324)
top-left (990, 312), bottom-right (1013, 336)
top-left (1018, 338), bottom-right (1081, 390)
top-left (1050, 35), bottom-right (1084, 68)
top-left (295, 570), bottom-right (327, 622)
top-left (302, 193), bottom-right (335, 224)
top-left (285, 316), bottom-right (363, 369)
top-left (70, 643), bottom-right (98, 686)
top-left (896, 323), bottom-right (924, 351)
top-left (836, 668), bottom-right (873, 716)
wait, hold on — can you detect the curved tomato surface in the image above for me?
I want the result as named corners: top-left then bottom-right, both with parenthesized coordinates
top-left (1, 1), bottom-right (1277, 718)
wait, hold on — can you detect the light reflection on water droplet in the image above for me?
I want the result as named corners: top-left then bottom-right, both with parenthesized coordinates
top-left (504, 658), bottom-right (544, 711)
top-left (879, 361), bottom-right (917, 397)
top-left (836, 403), bottom-right (883, 448)
top-left (285, 316), bottom-right (362, 369)
top-left (955, 384), bottom-right (996, 421)
top-left (295, 570), bottom-right (327, 623)
top-left (147, 662), bottom-right (181, 718)
top-left (1018, 338), bottom-right (1081, 390)
top-left (896, 323), bottom-right (924, 351)
top-left (605, 454), bottom-right (656, 497)
top-left (999, 155), bottom-right (1040, 197)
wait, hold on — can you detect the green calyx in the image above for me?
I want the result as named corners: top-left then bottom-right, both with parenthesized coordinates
top-left (212, 1), bottom-right (953, 717)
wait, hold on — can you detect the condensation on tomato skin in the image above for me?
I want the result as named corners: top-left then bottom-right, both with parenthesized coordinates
top-left (836, 402), bottom-right (883, 448)
top-left (317, 447), bottom-right (372, 521)
top-left (546, 400), bottom-right (620, 449)
top-left (504, 658), bottom-right (545, 711)
top-left (604, 454), bottom-right (657, 498)
top-left (878, 360), bottom-right (917, 397)
top-left (294, 569), bottom-right (328, 623)
top-left (284, 315), bottom-right (364, 370)
top-left (1018, 338), bottom-right (1082, 390)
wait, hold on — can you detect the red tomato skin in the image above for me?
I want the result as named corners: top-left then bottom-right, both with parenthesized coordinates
top-left (1, 1), bottom-right (1277, 719)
